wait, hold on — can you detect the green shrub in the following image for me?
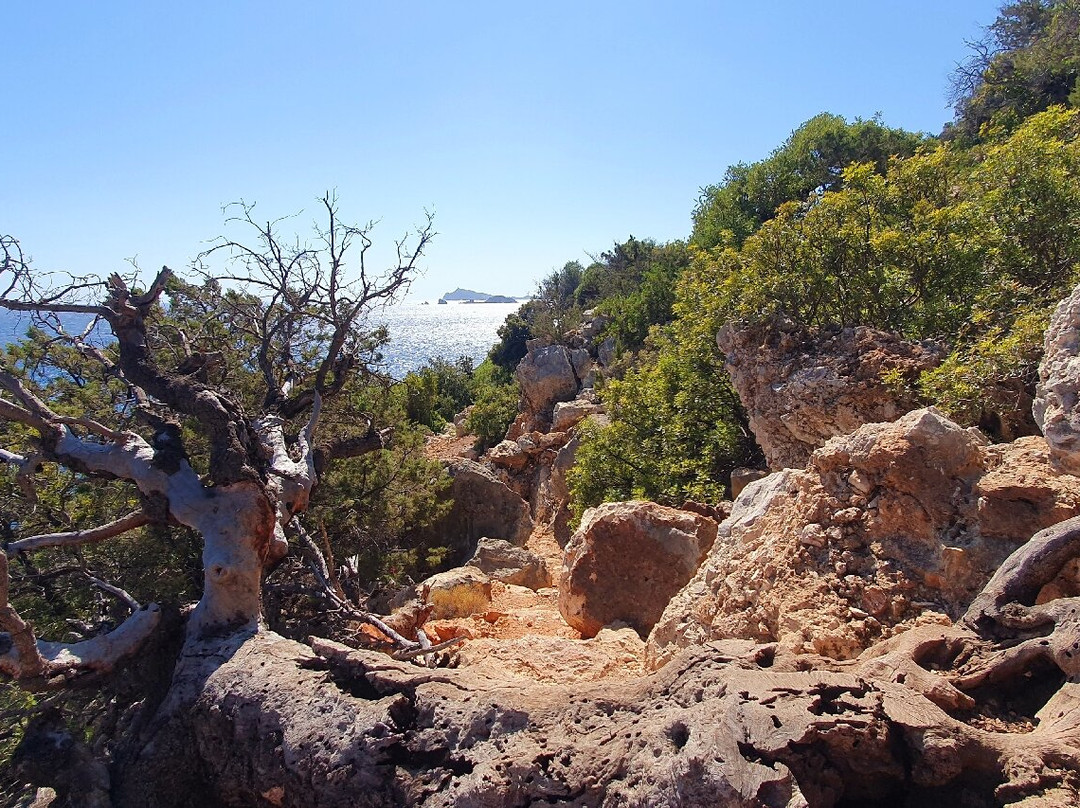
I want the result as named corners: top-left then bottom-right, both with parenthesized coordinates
top-left (403, 356), bottom-right (474, 431)
top-left (465, 359), bottom-right (519, 451)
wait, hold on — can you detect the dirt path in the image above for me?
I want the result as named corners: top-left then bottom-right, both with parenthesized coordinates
top-left (418, 429), bottom-right (649, 682)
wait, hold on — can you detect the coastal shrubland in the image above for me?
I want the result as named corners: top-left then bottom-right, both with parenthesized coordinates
top-left (7, 2), bottom-right (1080, 804)
top-left (553, 3), bottom-right (1080, 514)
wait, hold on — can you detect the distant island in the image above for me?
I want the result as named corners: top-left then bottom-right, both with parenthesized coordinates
top-left (438, 287), bottom-right (517, 304)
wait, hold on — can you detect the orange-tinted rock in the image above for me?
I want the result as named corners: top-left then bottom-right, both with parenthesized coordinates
top-left (558, 501), bottom-right (717, 638)
top-left (717, 320), bottom-right (944, 470)
top-left (647, 409), bottom-right (1080, 667)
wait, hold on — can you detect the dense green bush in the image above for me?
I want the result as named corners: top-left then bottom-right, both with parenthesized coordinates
top-left (691, 113), bottom-right (924, 251)
top-left (570, 105), bottom-right (1080, 514)
top-left (403, 355), bottom-right (474, 431)
top-left (691, 107), bottom-right (1080, 423)
top-left (464, 359), bottom-right (519, 451)
top-left (567, 325), bottom-right (758, 517)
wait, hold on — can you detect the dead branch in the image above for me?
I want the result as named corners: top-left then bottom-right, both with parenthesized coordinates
top-left (0, 549), bottom-right (47, 679)
top-left (2, 548), bottom-right (161, 685)
top-left (8, 510), bottom-right (154, 553)
top-left (314, 426), bottom-right (392, 477)
top-left (290, 519), bottom-right (450, 660)
top-left (964, 515), bottom-right (1080, 635)
top-left (86, 574), bottom-right (141, 613)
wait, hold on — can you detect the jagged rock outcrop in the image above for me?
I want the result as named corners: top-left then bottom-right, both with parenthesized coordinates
top-left (465, 537), bottom-right (550, 590)
top-left (559, 501), bottom-right (718, 638)
top-left (717, 319), bottom-right (944, 470)
top-left (486, 430), bottom-right (571, 525)
top-left (1036, 282), bottom-right (1080, 474)
top-left (424, 459), bottom-right (533, 556)
top-left (513, 343), bottom-right (581, 433)
top-left (647, 408), bottom-right (1080, 667)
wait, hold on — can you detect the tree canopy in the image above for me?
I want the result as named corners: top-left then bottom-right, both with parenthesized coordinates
top-left (691, 113), bottom-right (925, 250)
top-left (0, 195), bottom-right (438, 688)
top-left (950, 0), bottom-right (1080, 137)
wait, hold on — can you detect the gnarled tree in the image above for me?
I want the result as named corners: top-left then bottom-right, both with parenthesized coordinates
top-left (0, 196), bottom-right (432, 733)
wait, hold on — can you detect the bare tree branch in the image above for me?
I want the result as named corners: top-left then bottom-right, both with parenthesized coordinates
top-left (0, 549), bottom-right (47, 679)
top-left (8, 510), bottom-right (154, 553)
top-left (86, 574), bottom-right (141, 613)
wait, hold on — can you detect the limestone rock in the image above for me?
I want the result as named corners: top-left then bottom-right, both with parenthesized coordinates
top-left (430, 459), bottom-right (533, 554)
top-left (1036, 282), bottom-right (1080, 474)
top-left (551, 398), bottom-right (603, 432)
top-left (559, 501), bottom-right (718, 638)
top-left (515, 343), bottom-right (580, 431)
top-left (647, 408), bottom-right (1080, 667)
top-left (453, 405), bottom-right (472, 437)
top-left (718, 319), bottom-right (944, 470)
top-left (597, 335), bottom-right (616, 368)
top-left (466, 537), bottom-right (550, 590)
top-left (569, 347), bottom-right (593, 387)
top-left (730, 467), bottom-right (768, 498)
top-left (485, 439), bottom-right (528, 471)
top-left (422, 566), bottom-right (492, 619)
top-left (190, 628), bottom-right (1079, 808)
top-left (579, 310), bottom-right (610, 341)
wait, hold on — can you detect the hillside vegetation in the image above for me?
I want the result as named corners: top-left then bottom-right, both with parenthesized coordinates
top-left (456, 0), bottom-right (1080, 515)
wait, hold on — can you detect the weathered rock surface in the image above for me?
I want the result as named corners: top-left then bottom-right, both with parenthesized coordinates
top-left (515, 343), bottom-right (581, 432)
top-left (551, 397), bottom-right (603, 432)
top-left (154, 625), bottom-right (1080, 808)
top-left (730, 466), bottom-right (768, 498)
top-left (424, 459), bottom-right (533, 555)
top-left (456, 626), bottom-right (646, 683)
top-left (559, 501), bottom-right (718, 638)
top-left (422, 566), bottom-right (492, 619)
top-left (1036, 282), bottom-right (1080, 474)
top-left (484, 429), bottom-right (572, 531)
top-left (647, 408), bottom-right (1080, 667)
top-left (718, 319), bottom-right (944, 470)
top-left (465, 537), bottom-right (550, 590)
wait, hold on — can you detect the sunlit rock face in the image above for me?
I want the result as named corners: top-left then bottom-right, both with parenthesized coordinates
top-left (717, 319), bottom-right (944, 470)
top-left (646, 408), bottom-right (1080, 668)
top-left (1036, 282), bottom-right (1080, 474)
top-left (559, 500), bottom-right (718, 639)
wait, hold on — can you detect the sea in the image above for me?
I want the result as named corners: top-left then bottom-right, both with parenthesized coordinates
top-left (369, 299), bottom-right (521, 377)
top-left (0, 300), bottom-right (521, 380)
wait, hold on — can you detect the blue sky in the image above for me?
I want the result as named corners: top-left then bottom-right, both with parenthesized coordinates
top-left (4, 1), bottom-right (999, 301)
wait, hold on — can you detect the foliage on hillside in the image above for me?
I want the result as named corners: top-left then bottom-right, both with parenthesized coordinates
top-left (563, 6), bottom-right (1080, 514)
top-left (691, 113), bottom-right (925, 251)
top-left (693, 106), bottom-right (1080, 422)
top-left (950, 0), bottom-right (1080, 138)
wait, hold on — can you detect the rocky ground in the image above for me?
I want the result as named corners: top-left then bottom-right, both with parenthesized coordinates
top-left (328, 299), bottom-right (1080, 805)
top-left (24, 305), bottom-right (1080, 806)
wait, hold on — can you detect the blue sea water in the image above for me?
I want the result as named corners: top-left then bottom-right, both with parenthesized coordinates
top-left (0, 300), bottom-right (519, 380)
top-left (370, 300), bottom-right (519, 377)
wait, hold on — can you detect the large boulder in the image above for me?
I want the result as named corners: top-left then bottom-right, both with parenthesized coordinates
top-left (465, 537), bottom-right (550, 590)
top-left (558, 501), bottom-right (718, 638)
top-left (717, 319), bottom-right (944, 470)
top-left (424, 459), bottom-right (533, 557)
top-left (646, 408), bottom-right (1080, 667)
top-left (515, 343), bottom-right (581, 432)
top-left (1036, 282), bottom-right (1080, 474)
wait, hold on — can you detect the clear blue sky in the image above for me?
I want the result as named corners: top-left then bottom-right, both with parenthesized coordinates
top-left (4, 1), bottom-right (999, 301)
